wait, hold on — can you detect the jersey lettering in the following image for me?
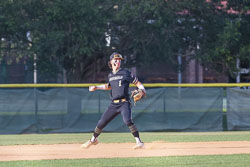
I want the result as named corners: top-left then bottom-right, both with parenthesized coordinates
top-left (109, 76), bottom-right (123, 82)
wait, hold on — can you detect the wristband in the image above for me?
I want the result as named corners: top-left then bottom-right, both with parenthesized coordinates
top-left (138, 84), bottom-right (146, 92)
top-left (96, 85), bottom-right (106, 89)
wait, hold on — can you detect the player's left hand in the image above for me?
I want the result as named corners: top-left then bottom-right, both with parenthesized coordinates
top-left (131, 89), bottom-right (146, 104)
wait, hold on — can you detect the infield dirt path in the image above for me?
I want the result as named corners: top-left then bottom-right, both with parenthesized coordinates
top-left (1, 141), bottom-right (250, 161)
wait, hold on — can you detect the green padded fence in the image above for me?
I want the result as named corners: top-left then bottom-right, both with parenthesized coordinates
top-left (0, 83), bottom-right (250, 134)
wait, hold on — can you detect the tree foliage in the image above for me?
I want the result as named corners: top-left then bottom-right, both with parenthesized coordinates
top-left (0, 0), bottom-right (250, 82)
top-left (201, 0), bottom-right (250, 76)
top-left (1, 0), bottom-right (110, 82)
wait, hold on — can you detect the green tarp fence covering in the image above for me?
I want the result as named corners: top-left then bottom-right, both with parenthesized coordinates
top-left (0, 87), bottom-right (245, 134)
top-left (227, 88), bottom-right (250, 131)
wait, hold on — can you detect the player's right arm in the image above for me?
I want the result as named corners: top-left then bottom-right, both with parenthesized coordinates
top-left (89, 84), bottom-right (111, 92)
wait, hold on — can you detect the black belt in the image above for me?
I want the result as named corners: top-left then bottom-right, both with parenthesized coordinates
top-left (113, 98), bottom-right (127, 103)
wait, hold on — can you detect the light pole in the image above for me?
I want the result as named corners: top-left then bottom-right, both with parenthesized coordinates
top-left (33, 54), bottom-right (37, 84)
top-left (27, 31), bottom-right (39, 132)
top-left (236, 58), bottom-right (240, 83)
top-left (26, 31), bottom-right (37, 84)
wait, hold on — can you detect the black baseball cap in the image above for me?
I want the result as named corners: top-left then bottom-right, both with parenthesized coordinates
top-left (110, 52), bottom-right (124, 60)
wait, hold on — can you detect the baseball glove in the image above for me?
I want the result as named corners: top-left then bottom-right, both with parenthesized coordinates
top-left (131, 89), bottom-right (146, 105)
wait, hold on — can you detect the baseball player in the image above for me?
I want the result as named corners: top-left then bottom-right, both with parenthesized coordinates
top-left (81, 52), bottom-right (146, 149)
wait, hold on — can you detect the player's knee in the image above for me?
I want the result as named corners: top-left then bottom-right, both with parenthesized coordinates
top-left (126, 122), bottom-right (133, 127)
top-left (125, 120), bottom-right (134, 127)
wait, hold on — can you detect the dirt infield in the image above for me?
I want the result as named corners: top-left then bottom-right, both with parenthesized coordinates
top-left (1, 141), bottom-right (250, 161)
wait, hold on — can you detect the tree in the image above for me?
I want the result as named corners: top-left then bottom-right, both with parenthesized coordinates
top-left (107, 0), bottom-right (180, 68)
top-left (1, 0), bottom-right (250, 83)
top-left (108, 0), bottom-right (226, 71)
top-left (0, 0), bottom-right (111, 83)
top-left (201, 0), bottom-right (250, 77)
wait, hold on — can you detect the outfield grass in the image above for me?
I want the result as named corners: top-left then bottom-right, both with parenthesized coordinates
top-left (1, 154), bottom-right (250, 167)
top-left (1, 131), bottom-right (250, 146)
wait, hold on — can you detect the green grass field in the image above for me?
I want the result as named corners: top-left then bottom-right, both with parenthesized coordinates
top-left (1, 131), bottom-right (250, 167)
top-left (1, 155), bottom-right (250, 167)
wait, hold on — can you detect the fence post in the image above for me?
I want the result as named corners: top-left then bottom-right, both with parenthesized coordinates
top-left (34, 88), bottom-right (39, 133)
top-left (163, 88), bottom-right (166, 112)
